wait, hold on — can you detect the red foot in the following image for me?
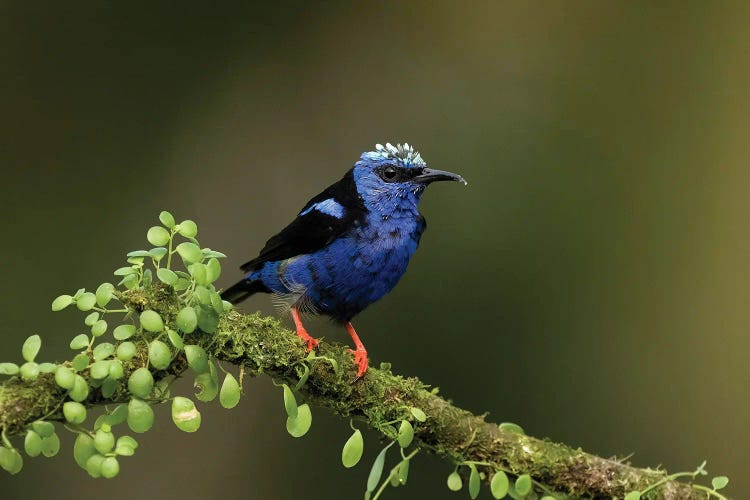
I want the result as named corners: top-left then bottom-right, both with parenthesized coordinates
top-left (345, 322), bottom-right (369, 381)
top-left (291, 307), bottom-right (319, 351)
top-left (347, 347), bottom-right (369, 381)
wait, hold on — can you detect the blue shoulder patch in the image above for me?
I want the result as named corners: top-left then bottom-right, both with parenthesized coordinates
top-left (299, 198), bottom-right (345, 219)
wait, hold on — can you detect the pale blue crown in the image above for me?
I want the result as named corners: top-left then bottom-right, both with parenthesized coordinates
top-left (361, 143), bottom-right (426, 168)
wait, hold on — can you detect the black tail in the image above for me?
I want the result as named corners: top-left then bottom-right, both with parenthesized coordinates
top-left (220, 279), bottom-right (269, 305)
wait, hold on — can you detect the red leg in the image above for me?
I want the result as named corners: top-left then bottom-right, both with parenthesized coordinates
top-left (345, 322), bottom-right (368, 380)
top-left (291, 307), bottom-right (319, 351)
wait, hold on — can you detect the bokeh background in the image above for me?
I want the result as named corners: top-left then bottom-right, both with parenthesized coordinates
top-left (1, 2), bottom-right (748, 498)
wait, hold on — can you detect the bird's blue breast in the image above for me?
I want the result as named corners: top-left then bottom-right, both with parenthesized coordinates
top-left (248, 208), bottom-right (425, 323)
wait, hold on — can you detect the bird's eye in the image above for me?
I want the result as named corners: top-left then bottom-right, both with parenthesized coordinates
top-left (381, 166), bottom-right (399, 182)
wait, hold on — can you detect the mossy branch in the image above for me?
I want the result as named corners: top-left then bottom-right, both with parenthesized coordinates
top-left (0, 286), bottom-right (707, 499)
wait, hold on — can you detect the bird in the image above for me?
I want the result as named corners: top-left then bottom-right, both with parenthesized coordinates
top-left (221, 143), bottom-right (466, 380)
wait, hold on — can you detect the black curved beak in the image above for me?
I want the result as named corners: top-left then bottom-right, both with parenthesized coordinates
top-left (414, 168), bottom-right (467, 185)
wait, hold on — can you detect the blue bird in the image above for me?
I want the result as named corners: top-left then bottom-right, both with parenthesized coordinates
top-left (221, 143), bottom-right (466, 379)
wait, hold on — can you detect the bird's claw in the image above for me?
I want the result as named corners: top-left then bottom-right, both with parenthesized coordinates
top-left (347, 347), bottom-right (368, 382)
top-left (305, 337), bottom-right (319, 351)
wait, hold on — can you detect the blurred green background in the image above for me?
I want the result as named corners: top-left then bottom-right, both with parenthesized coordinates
top-left (1, 2), bottom-right (748, 498)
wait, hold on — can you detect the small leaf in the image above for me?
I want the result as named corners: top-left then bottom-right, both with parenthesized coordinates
top-left (409, 407), bottom-right (427, 422)
top-left (101, 456), bottom-right (120, 479)
top-left (283, 384), bottom-right (298, 418)
top-left (0, 447), bottom-right (23, 474)
top-left (148, 340), bottom-right (171, 370)
top-left (367, 442), bottom-right (394, 493)
top-left (51, 294), bottom-right (73, 311)
top-left (140, 310), bottom-right (164, 332)
top-left (22, 334), bottom-right (41, 362)
top-left (147, 226), bottom-right (171, 246)
top-left (63, 402), bottom-right (87, 424)
top-left (95, 283), bottom-right (115, 307)
top-left (499, 422), bottom-right (525, 435)
top-left (41, 433), bottom-right (60, 457)
top-left (194, 372), bottom-right (218, 402)
top-left (116, 341), bottom-right (136, 361)
top-left (128, 367), bottom-right (154, 398)
top-left (76, 292), bottom-right (97, 311)
top-left (31, 421), bottom-right (55, 438)
top-left (149, 247), bottom-right (168, 261)
top-left (156, 268), bottom-right (178, 286)
top-left (69, 374), bottom-right (89, 402)
top-left (93, 342), bottom-right (115, 360)
top-left (515, 474), bottom-right (532, 496)
top-left (491, 470), bottom-right (509, 498)
top-left (469, 464), bottom-right (480, 499)
top-left (84, 312), bottom-right (99, 327)
top-left (176, 307), bottom-right (198, 333)
top-left (167, 328), bottom-right (184, 349)
top-left (189, 263), bottom-right (208, 286)
top-left (0, 363), bottom-right (19, 375)
top-left (159, 210), bottom-right (176, 228)
top-left (196, 304), bottom-right (219, 333)
top-left (89, 360), bottom-right (110, 380)
top-left (73, 434), bottom-right (96, 469)
top-left (624, 492), bottom-right (641, 500)
top-left (172, 396), bottom-right (201, 432)
top-left (127, 398), bottom-right (155, 433)
top-left (286, 403), bottom-right (312, 438)
top-left (70, 334), bottom-right (89, 350)
top-left (19, 362), bottom-right (39, 381)
top-left (185, 345), bottom-right (209, 373)
top-left (176, 242), bottom-right (202, 265)
top-left (341, 429), bottom-right (364, 468)
top-left (219, 373), bottom-right (241, 409)
top-left (712, 476), bottom-right (729, 490)
top-left (397, 458), bottom-right (410, 485)
top-left (206, 257), bottom-right (221, 283)
top-left (94, 429), bottom-right (115, 454)
top-left (38, 363), bottom-right (56, 373)
top-left (397, 420), bottom-right (414, 448)
top-left (447, 471), bottom-right (463, 491)
top-left (91, 319), bottom-right (108, 337)
top-left (24, 430), bottom-right (42, 457)
top-left (71, 353), bottom-right (90, 371)
top-left (113, 324), bottom-right (136, 340)
top-left (177, 220), bottom-right (198, 238)
top-left (54, 366), bottom-right (76, 389)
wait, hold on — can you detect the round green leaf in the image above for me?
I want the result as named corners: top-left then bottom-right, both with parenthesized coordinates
top-left (93, 342), bottom-right (115, 360)
top-left (116, 341), bottom-right (137, 361)
top-left (410, 407), bottom-right (427, 422)
top-left (38, 363), bottom-right (56, 373)
top-left (219, 373), bottom-right (241, 409)
top-left (194, 372), bottom-right (218, 402)
top-left (90, 360), bottom-right (110, 380)
top-left (156, 268), bottom-right (178, 286)
top-left (41, 433), bottom-right (60, 457)
top-left (447, 471), bottom-right (462, 491)
top-left (185, 344), bottom-right (208, 373)
top-left (22, 334), bottom-right (41, 363)
top-left (101, 456), bottom-right (120, 479)
top-left (149, 247), bottom-right (168, 261)
top-left (73, 434), bottom-right (96, 469)
top-left (367, 443), bottom-right (392, 493)
top-left (54, 366), bottom-right (76, 390)
top-left (84, 312), bottom-right (99, 327)
top-left (0, 447), bottom-right (23, 474)
top-left (85, 454), bottom-right (105, 478)
top-left (115, 435), bottom-right (138, 456)
top-left (95, 283), bottom-right (115, 307)
top-left (167, 328), bottom-right (184, 349)
top-left (19, 362), bottom-right (39, 381)
top-left (31, 421), bottom-right (55, 438)
top-left (140, 310), bottom-right (164, 333)
top-left (91, 319), bottom-right (108, 337)
top-left (69, 374), bottom-right (89, 402)
top-left (286, 403), bottom-right (312, 438)
top-left (624, 492), bottom-right (641, 500)
top-left (24, 430), bottom-right (42, 457)
top-left (127, 398), bottom-right (154, 433)
top-left (341, 429), bottom-right (363, 468)
top-left (69, 334), bottom-right (89, 350)
top-left (76, 292), bottom-right (97, 311)
top-left (283, 384), bottom-right (298, 418)
top-left (147, 226), bottom-right (171, 246)
top-left (177, 307), bottom-right (198, 333)
top-left (189, 263), bottom-right (208, 286)
top-left (515, 474), bottom-right (532, 496)
top-left (0, 363), bottom-right (19, 375)
top-left (63, 401), bottom-right (87, 425)
top-left (177, 220), bottom-right (198, 238)
top-left (172, 396), bottom-right (201, 432)
top-left (499, 422), bottom-right (525, 435)
top-left (51, 294), bottom-right (73, 311)
top-left (101, 378), bottom-right (118, 398)
top-left (176, 242), bottom-right (202, 265)
top-left (94, 429), bottom-right (115, 454)
top-left (113, 324), bottom-right (136, 341)
top-left (712, 476), bottom-right (729, 490)
top-left (149, 340), bottom-right (171, 370)
top-left (72, 353), bottom-right (90, 372)
top-left (206, 258), bottom-right (221, 283)
top-left (159, 210), bottom-right (176, 228)
top-left (491, 470), bottom-right (509, 498)
top-left (397, 420), bottom-right (414, 448)
top-left (128, 367), bottom-right (154, 398)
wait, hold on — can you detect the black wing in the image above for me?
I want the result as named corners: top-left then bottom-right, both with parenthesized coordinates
top-left (240, 168), bottom-right (366, 272)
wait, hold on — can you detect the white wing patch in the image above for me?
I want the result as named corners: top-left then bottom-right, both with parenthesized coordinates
top-left (299, 198), bottom-right (345, 219)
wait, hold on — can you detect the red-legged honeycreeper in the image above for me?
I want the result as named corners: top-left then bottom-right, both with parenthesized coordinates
top-left (222, 143), bottom-right (466, 380)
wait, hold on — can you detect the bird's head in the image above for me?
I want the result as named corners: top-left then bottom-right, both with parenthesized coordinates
top-left (353, 143), bottom-right (466, 215)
